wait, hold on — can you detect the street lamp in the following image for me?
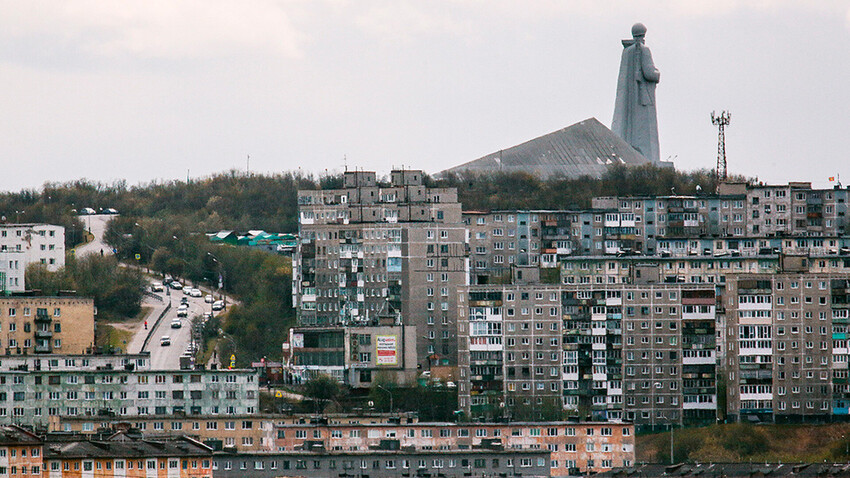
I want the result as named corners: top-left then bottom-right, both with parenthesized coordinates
top-left (376, 384), bottom-right (393, 414)
top-left (207, 252), bottom-right (227, 308)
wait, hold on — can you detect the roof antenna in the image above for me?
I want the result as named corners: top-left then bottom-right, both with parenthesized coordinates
top-left (344, 155), bottom-right (348, 172)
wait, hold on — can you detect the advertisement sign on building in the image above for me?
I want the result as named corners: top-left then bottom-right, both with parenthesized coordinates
top-left (292, 333), bottom-right (304, 349)
top-left (376, 335), bottom-right (398, 366)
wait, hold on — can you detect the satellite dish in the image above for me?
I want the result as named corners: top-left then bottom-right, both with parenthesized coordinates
top-left (368, 400), bottom-right (374, 407)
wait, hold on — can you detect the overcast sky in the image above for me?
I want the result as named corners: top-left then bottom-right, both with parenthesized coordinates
top-left (1, 1), bottom-right (849, 192)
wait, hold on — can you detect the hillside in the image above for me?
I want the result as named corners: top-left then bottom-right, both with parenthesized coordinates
top-left (638, 423), bottom-right (850, 464)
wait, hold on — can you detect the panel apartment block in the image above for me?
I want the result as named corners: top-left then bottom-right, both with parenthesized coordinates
top-left (724, 273), bottom-right (850, 423)
top-left (458, 283), bottom-right (717, 429)
top-left (293, 170), bottom-right (468, 368)
top-left (0, 360), bottom-right (258, 427)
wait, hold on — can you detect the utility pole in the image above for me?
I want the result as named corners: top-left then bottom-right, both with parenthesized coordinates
top-left (670, 423), bottom-right (675, 464)
top-left (711, 110), bottom-right (731, 186)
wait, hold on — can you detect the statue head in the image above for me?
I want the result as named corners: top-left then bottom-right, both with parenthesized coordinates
top-left (631, 23), bottom-right (647, 39)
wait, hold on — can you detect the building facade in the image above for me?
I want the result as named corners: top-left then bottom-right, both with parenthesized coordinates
top-left (212, 449), bottom-right (551, 478)
top-left (0, 354), bottom-right (258, 427)
top-left (0, 251), bottom-right (26, 293)
top-left (0, 297), bottom-right (95, 355)
top-left (724, 273), bottom-right (850, 423)
top-left (44, 432), bottom-right (213, 478)
top-left (0, 425), bottom-right (43, 477)
top-left (273, 420), bottom-right (633, 476)
top-left (286, 325), bottom-right (417, 387)
top-left (0, 224), bottom-right (65, 272)
top-left (293, 170), bottom-right (468, 368)
top-left (54, 413), bottom-right (418, 454)
top-left (457, 281), bottom-right (717, 429)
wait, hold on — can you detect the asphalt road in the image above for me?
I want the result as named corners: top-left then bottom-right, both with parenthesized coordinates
top-left (75, 213), bottom-right (117, 257)
top-left (75, 212), bottom-right (229, 370)
top-left (146, 286), bottom-right (225, 370)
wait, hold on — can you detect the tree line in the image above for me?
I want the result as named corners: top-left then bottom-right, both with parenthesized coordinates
top-left (26, 255), bottom-right (146, 321)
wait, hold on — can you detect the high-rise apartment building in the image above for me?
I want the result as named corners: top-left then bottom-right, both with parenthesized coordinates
top-left (457, 277), bottom-right (717, 429)
top-left (293, 170), bottom-right (468, 368)
top-left (724, 273), bottom-right (850, 423)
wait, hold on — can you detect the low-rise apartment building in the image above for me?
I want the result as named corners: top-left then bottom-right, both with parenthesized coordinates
top-left (213, 449), bottom-right (551, 478)
top-left (0, 359), bottom-right (258, 427)
top-left (44, 431), bottom-right (213, 478)
top-left (54, 413), bottom-right (419, 453)
top-left (273, 420), bottom-right (633, 476)
top-left (0, 297), bottom-right (95, 355)
top-left (0, 224), bottom-right (65, 272)
top-left (0, 425), bottom-right (43, 477)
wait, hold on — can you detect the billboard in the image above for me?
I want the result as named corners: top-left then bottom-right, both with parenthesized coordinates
top-left (376, 335), bottom-right (398, 366)
top-left (291, 333), bottom-right (304, 349)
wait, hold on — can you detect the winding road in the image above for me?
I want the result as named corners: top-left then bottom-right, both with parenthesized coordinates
top-left (81, 213), bottom-right (229, 369)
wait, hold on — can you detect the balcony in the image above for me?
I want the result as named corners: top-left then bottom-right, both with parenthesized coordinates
top-left (34, 313), bottom-right (51, 323)
top-left (35, 329), bottom-right (53, 339)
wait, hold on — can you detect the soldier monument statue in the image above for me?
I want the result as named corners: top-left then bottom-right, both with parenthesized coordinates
top-left (612, 23), bottom-right (661, 164)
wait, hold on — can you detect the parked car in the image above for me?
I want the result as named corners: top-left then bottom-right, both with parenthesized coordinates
top-left (177, 309), bottom-right (188, 318)
top-left (170, 281), bottom-right (183, 290)
top-left (190, 288), bottom-right (202, 298)
top-left (204, 294), bottom-right (214, 303)
top-left (212, 300), bottom-right (224, 311)
top-left (170, 318), bottom-right (182, 329)
top-left (160, 336), bottom-right (171, 346)
top-left (180, 297), bottom-right (189, 305)
top-left (150, 282), bottom-right (164, 292)
top-left (183, 287), bottom-right (192, 296)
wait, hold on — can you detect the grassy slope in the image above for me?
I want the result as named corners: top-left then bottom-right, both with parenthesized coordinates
top-left (638, 423), bottom-right (850, 464)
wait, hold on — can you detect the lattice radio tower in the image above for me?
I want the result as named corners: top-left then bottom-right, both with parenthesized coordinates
top-left (711, 110), bottom-right (731, 182)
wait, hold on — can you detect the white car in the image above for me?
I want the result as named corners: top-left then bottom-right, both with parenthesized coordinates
top-left (204, 294), bottom-right (214, 303)
top-left (151, 282), bottom-right (164, 292)
top-left (170, 281), bottom-right (183, 290)
top-left (183, 287), bottom-right (192, 296)
top-left (190, 288), bottom-right (202, 298)
top-left (160, 336), bottom-right (171, 346)
top-left (170, 318), bottom-right (182, 329)
top-left (212, 300), bottom-right (224, 311)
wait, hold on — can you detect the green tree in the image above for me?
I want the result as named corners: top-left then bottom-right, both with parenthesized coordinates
top-left (304, 375), bottom-right (342, 414)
